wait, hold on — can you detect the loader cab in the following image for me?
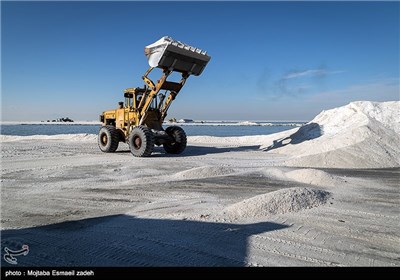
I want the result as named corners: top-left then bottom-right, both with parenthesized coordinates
top-left (124, 92), bottom-right (134, 109)
top-left (124, 87), bottom-right (149, 110)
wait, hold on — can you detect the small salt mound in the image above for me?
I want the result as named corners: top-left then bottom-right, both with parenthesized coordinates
top-left (285, 169), bottom-right (344, 187)
top-left (225, 187), bottom-right (331, 218)
top-left (262, 168), bottom-right (344, 187)
top-left (262, 167), bottom-right (288, 179)
top-left (171, 166), bottom-right (236, 180)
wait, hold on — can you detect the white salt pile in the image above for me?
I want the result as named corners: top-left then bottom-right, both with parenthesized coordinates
top-left (225, 187), bottom-right (331, 218)
top-left (171, 166), bottom-right (236, 180)
top-left (261, 101), bottom-right (400, 168)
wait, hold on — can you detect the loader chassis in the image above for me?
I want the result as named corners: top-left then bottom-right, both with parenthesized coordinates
top-left (98, 36), bottom-right (210, 157)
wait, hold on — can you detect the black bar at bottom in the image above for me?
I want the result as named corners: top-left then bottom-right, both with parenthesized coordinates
top-left (0, 267), bottom-right (389, 279)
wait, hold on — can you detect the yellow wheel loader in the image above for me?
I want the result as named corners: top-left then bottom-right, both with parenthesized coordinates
top-left (98, 37), bottom-right (211, 157)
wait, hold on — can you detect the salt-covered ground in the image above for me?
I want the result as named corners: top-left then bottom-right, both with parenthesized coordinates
top-left (1, 101), bottom-right (399, 267)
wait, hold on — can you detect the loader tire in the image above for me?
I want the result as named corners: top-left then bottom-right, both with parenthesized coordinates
top-left (163, 126), bottom-right (187, 154)
top-left (129, 126), bottom-right (154, 157)
top-left (98, 125), bottom-right (119, 153)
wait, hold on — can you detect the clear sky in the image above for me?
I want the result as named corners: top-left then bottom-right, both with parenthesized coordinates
top-left (1, 1), bottom-right (399, 121)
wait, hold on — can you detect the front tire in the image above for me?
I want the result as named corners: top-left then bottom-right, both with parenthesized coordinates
top-left (128, 126), bottom-right (154, 157)
top-left (163, 126), bottom-right (187, 154)
top-left (98, 125), bottom-right (119, 152)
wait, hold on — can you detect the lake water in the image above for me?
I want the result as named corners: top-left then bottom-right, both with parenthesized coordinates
top-left (0, 123), bottom-right (304, 137)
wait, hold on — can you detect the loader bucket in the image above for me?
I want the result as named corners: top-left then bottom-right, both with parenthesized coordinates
top-left (144, 36), bottom-right (211, 76)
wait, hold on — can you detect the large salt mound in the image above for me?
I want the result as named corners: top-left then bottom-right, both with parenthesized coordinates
top-left (225, 187), bottom-right (331, 218)
top-left (261, 101), bottom-right (400, 168)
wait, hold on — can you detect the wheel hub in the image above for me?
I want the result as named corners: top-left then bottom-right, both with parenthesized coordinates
top-left (133, 135), bottom-right (142, 149)
top-left (101, 134), bottom-right (108, 145)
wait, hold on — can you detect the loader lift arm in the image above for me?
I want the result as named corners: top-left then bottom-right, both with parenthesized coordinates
top-left (138, 67), bottom-right (189, 126)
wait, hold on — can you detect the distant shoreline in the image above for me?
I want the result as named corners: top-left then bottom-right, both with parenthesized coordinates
top-left (0, 120), bottom-right (307, 126)
top-left (0, 121), bottom-right (102, 125)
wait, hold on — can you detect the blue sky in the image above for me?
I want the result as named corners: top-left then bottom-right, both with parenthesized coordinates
top-left (2, 1), bottom-right (399, 121)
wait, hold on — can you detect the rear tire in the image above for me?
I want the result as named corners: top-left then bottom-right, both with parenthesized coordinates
top-left (163, 126), bottom-right (187, 154)
top-left (128, 126), bottom-right (154, 157)
top-left (98, 125), bottom-right (119, 153)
